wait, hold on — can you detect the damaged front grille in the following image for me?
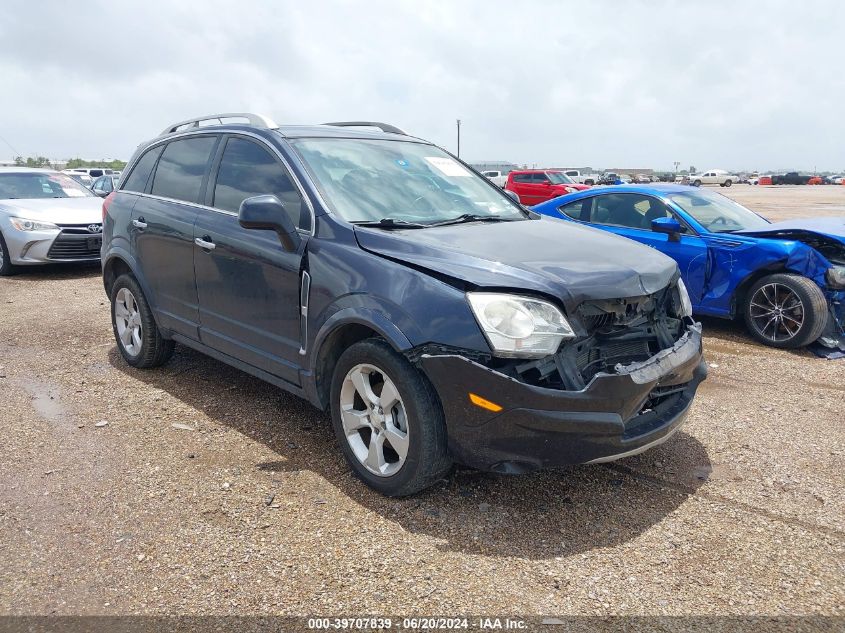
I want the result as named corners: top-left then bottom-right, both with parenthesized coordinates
top-left (511, 285), bottom-right (686, 390)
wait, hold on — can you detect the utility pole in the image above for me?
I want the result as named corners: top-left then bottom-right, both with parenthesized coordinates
top-left (456, 119), bottom-right (461, 158)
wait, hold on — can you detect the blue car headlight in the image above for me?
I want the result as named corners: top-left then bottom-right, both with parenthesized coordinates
top-left (826, 266), bottom-right (845, 289)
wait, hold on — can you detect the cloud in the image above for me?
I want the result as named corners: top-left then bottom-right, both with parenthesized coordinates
top-left (1, 0), bottom-right (842, 170)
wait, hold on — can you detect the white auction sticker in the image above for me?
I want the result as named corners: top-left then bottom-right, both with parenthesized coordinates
top-left (424, 156), bottom-right (471, 177)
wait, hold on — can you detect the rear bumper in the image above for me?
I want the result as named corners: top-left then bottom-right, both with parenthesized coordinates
top-left (420, 324), bottom-right (707, 473)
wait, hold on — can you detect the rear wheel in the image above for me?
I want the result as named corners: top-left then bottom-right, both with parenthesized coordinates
top-left (743, 274), bottom-right (828, 348)
top-left (110, 273), bottom-right (174, 367)
top-left (330, 338), bottom-right (452, 496)
top-left (0, 231), bottom-right (17, 276)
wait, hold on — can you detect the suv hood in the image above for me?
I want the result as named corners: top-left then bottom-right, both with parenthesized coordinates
top-left (735, 217), bottom-right (845, 245)
top-left (354, 216), bottom-right (678, 308)
top-left (0, 197), bottom-right (103, 225)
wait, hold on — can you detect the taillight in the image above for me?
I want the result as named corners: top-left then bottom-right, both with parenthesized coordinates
top-left (102, 192), bottom-right (115, 222)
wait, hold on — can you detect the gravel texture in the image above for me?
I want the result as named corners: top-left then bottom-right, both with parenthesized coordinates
top-left (0, 185), bottom-right (843, 616)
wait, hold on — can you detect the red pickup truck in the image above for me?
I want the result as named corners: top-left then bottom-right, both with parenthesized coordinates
top-left (505, 170), bottom-right (591, 205)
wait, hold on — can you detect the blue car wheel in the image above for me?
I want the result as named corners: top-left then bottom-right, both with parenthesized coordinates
top-left (743, 273), bottom-right (828, 348)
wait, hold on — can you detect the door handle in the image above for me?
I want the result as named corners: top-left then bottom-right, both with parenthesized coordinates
top-left (194, 237), bottom-right (216, 250)
top-left (132, 218), bottom-right (147, 229)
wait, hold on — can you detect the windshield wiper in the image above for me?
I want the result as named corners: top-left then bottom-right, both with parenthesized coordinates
top-left (427, 213), bottom-right (521, 227)
top-left (351, 218), bottom-right (428, 229)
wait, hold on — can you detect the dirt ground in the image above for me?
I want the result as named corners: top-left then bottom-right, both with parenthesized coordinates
top-left (0, 185), bottom-right (843, 618)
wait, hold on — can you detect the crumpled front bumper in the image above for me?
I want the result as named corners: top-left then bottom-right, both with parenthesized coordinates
top-left (420, 324), bottom-right (707, 473)
top-left (818, 289), bottom-right (845, 351)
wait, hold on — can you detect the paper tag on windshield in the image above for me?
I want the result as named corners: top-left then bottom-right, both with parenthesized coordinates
top-left (424, 156), bottom-right (471, 177)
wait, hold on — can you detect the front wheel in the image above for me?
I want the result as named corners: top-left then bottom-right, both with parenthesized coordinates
top-left (723, 179), bottom-right (732, 187)
top-left (0, 231), bottom-right (17, 276)
top-left (693, 179), bottom-right (702, 187)
top-left (110, 273), bottom-right (175, 367)
top-left (330, 338), bottom-right (452, 496)
top-left (744, 273), bottom-right (828, 348)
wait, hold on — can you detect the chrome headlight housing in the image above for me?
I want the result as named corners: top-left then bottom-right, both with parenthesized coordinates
top-left (9, 217), bottom-right (60, 232)
top-left (466, 292), bottom-right (576, 358)
top-left (826, 266), bottom-right (845, 289)
top-left (674, 278), bottom-right (693, 318)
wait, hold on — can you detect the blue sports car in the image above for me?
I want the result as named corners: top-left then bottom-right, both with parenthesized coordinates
top-left (533, 184), bottom-right (845, 350)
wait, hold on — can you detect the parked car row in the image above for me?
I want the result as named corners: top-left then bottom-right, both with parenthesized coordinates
top-left (3, 114), bottom-right (843, 497)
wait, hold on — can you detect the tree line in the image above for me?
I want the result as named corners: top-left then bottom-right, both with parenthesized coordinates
top-left (13, 156), bottom-right (127, 170)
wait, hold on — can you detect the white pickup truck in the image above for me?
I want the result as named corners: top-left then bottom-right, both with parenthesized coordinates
top-left (562, 169), bottom-right (599, 186)
top-left (682, 169), bottom-right (737, 187)
top-left (480, 170), bottom-right (508, 187)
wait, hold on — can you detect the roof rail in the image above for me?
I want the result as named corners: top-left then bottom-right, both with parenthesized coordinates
top-left (160, 112), bottom-right (278, 135)
top-left (323, 121), bottom-right (408, 136)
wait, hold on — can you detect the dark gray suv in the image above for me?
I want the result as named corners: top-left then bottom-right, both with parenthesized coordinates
top-left (102, 113), bottom-right (706, 495)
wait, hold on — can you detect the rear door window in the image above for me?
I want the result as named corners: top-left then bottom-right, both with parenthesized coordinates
top-left (122, 145), bottom-right (165, 193)
top-left (151, 136), bottom-right (217, 203)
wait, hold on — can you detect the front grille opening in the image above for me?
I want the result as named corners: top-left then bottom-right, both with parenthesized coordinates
top-left (47, 233), bottom-right (101, 260)
top-left (633, 382), bottom-right (690, 418)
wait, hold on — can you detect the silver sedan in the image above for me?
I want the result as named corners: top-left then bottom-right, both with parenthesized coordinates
top-left (0, 168), bottom-right (105, 275)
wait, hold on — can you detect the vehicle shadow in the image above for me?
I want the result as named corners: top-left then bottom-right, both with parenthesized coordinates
top-left (2, 262), bottom-right (100, 281)
top-left (108, 344), bottom-right (710, 560)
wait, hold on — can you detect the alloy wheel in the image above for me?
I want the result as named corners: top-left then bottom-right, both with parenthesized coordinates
top-left (114, 287), bottom-right (143, 356)
top-left (749, 283), bottom-right (805, 343)
top-left (339, 363), bottom-right (409, 477)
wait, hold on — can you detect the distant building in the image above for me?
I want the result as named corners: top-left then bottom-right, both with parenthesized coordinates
top-left (604, 168), bottom-right (655, 176)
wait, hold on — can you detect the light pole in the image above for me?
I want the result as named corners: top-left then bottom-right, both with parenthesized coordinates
top-left (456, 119), bottom-right (461, 158)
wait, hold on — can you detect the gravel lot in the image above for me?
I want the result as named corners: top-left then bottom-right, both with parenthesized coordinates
top-left (0, 185), bottom-right (843, 618)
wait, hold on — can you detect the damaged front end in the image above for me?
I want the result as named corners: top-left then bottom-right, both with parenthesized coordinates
top-left (414, 284), bottom-right (707, 473)
top-left (735, 223), bottom-right (845, 351)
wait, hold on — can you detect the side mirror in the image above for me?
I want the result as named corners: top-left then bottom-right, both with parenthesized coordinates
top-left (238, 195), bottom-right (301, 252)
top-left (651, 217), bottom-right (682, 241)
top-left (504, 189), bottom-right (520, 203)
top-left (93, 189), bottom-right (109, 198)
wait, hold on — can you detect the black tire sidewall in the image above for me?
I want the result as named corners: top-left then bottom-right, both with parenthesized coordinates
top-left (329, 338), bottom-right (450, 496)
top-left (110, 273), bottom-right (167, 367)
top-left (744, 274), bottom-right (828, 348)
top-left (0, 230), bottom-right (16, 276)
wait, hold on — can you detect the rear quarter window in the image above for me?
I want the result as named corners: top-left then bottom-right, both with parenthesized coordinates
top-left (122, 145), bottom-right (164, 193)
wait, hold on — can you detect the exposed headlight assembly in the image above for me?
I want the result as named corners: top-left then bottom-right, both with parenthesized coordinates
top-left (826, 266), bottom-right (845, 289)
top-left (466, 292), bottom-right (575, 358)
top-left (9, 217), bottom-right (60, 232)
top-left (675, 278), bottom-right (693, 317)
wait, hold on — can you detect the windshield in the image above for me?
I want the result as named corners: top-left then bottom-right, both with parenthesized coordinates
top-left (546, 172), bottom-right (575, 185)
top-left (0, 172), bottom-right (95, 200)
top-left (290, 138), bottom-right (525, 224)
top-left (669, 189), bottom-right (770, 232)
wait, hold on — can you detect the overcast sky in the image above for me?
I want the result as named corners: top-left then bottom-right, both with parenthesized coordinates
top-left (1, 0), bottom-right (842, 171)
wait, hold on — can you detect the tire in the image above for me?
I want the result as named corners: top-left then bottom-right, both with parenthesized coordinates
top-left (724, 179), bottom-right (732, 187)
top-left (743, 273), bottom-right (829, 349)
top-left (585, 179), bottom-right (594, 186)
top-left (0, 230), bottom-right (17, 276)
top-left (693, 179), bottom-right (702, 187)
top-left (330, 338), bottom-right (452, 496)
top-left (110, 273), bottom-right (174, 368)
